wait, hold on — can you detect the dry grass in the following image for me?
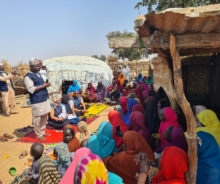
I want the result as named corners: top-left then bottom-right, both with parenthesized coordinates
top-left (17, 62), bottom-right (29, 77)
top-left (107, 55), bottom-right (118, 63)
top-left (2, 60), bottom-right (12, 73)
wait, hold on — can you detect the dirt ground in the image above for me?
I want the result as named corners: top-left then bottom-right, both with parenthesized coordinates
top-left (0, 97), bottom-right (114, 184)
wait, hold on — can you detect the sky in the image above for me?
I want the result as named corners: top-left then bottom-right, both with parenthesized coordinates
top-left (0, 0), bottom-right (152, 65)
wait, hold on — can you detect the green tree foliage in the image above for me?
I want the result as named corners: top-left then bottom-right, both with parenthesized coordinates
top-left (135, 0), bottom-right (220, 12)
top-left (91, 54), bottom-right (107, 61)
top-left (106, 30), bottom-right (143, 61)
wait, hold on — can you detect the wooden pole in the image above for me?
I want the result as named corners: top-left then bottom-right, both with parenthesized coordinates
top-left (170, 33), bottom-right (198, 184)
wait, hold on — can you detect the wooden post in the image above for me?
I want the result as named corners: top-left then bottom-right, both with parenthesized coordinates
top-left (170, 33), bottom-right (198, 184)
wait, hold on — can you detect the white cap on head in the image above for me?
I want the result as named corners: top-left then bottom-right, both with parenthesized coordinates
top-left (29, 58), bottom-right (39, 65)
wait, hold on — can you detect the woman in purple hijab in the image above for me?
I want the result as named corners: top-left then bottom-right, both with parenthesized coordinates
top-left (96, 81), bottom-right (106, 102)
top-left (155, 126), bottom-right (188, 153)
top-left (129, 111), bottom-right (153, 149)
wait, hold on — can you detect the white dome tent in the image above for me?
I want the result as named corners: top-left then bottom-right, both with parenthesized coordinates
top-left (43, 56), bottom-right (113, 93)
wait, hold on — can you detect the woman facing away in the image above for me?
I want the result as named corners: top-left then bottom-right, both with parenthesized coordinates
top-left (85, 121), bottom-right (118, 159)
top-left (83, 83), bottom-right (97, 103)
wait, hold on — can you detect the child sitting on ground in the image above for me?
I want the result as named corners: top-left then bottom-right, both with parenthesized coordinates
top-left (23, 143), bottom-right (44, 184)
top-left (63, 125), bottom-right (80, 152)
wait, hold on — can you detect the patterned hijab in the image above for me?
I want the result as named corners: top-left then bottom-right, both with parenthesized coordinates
top-left (52, 94), bottom-right (62, 106)
top-left (74, 154), bottom-right (109, 184)
top-left (54, 143), bottom-right (74, 177)
top-left (77, 121), bottom-right (90, 142)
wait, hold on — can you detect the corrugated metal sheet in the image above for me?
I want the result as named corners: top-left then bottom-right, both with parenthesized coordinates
top-left (43, 56), bottom-right (113, 93)
top-left (136, 4), bottom-right (220, 36)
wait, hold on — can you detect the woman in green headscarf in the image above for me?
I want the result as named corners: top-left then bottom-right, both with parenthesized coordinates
top-left (146, 75), bottom-right (154, 85)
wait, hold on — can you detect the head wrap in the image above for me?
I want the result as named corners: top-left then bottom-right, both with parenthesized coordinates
top-left (52, 94), bottom-right (62, 103)
top-left (29, 58), bottom-right (39, 65)
top-left (77, 121), bottom-right (90, 142)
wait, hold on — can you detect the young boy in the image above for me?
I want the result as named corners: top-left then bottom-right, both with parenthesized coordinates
top-left (23, 143), bottom-right (44, 183)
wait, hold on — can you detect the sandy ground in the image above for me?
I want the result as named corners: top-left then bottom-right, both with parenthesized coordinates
top-left (0, 97), bottom-right (114, 184)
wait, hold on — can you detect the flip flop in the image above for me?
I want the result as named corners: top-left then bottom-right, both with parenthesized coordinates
top-left (3, 155), bottom-right (9, 159)
top-left (45, 144), bottom-right (57, 149)
top-left (19, 151), bottom-right (28, 159)
top-left (3, 134), bottom-right (14, 139)
top-left (25, 159), bottom-right (32, 167)
top-left (0, 138), bottom-right (8, 142)
top-left (9, 167), bottom-right (17, 176)
top-left (11, 174), bottom-right (23, 184)
top-left (17, 128), bottom-right (27, 134)
top-left (44, 147), bottom-right (55, 154)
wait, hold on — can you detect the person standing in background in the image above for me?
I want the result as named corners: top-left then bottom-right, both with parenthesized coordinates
top-left (0, 63), bottom-right (19, 117)
top-left (24, 59), bottom-right (51, 140)
top-left (122, 63), bottom-right (130, 81)
top-left (38, 60), bottom-right (47, 82)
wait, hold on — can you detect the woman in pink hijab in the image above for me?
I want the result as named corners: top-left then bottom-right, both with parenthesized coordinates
top-left (59, 148), bottom-right (91, 184)
top-left (141, 83), bottom-right (149, 98)
top-left (158, 107), bottom-right (182, 147)
top-left (133, 88), bottom-right (145, 106)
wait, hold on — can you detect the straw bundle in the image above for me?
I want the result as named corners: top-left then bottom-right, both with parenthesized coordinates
top-left (2, 60), bottom-right (12, 73)
top-left (107, 55), bottom-right (118, 63)
top-left (17, 62), bottom-right (30, 77)
top-left (151, 56), bottom-right (177, 110)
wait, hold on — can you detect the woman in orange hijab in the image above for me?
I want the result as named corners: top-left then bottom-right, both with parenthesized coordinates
top-left (152, 146), bottom-right (188, 184)
top-left (108, 110), bottom-right (129, 149)
top-left (103, 131), bottom-right (155, 184)
top-left (118, 73), bottom-right (126, 86)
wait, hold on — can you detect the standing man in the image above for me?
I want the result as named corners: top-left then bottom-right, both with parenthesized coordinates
top-left (24, 59), bottom-right (51, 140)
top-left (0, 63), bottom-right (18, 117)
top-left (122, 63), bottom-right (130, 81)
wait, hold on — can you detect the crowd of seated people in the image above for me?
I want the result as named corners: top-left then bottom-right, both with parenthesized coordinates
top-left (27, 72), bottom-right (220, 184)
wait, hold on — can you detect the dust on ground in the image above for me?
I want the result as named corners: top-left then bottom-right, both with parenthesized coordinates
top-left (0, 97), bottom-right (114, 184)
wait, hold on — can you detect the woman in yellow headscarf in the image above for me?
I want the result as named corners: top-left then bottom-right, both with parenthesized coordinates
top-left (118, 73), bottom-right (126, 86)
top-left (196, 110), bottom-right (220, 147)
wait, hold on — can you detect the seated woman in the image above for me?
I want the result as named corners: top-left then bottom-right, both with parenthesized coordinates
top-left (48, 94), bottom-right (70, 129)
top-left (145, 89), bottom-right (156, 107)
top-left (196, 110), bottom-right (220, 146)
top-left (83, 83), bottom-right (97, 103)
top-left (118, 73), bottom-right (126, 86)
top-left (63, 125), bottom-right (80, 152)
top-left (103, 131), bottom-right (155, 184)
top-left (86, 121), bottom-right (118, 159)
top-left (123, 79), bottom-right (128, 89)
top-left (146, 75), bottom-right (154, 85)
top-left (122, 98), bottom-right (138, 126)
top-left (132, 81), bottom-right (137, 89)
top-left (155, 126), bottom-right (188, 153)
top-left (77, 121), bottom-right (90, 143)
top-left (141, 83), bottom-right (149, 98)
top-left (54, 143), bottom-right (74, 177)
top-left (151, 146), bottom-right (188, 184)
top-left (108, 110), bottom-right (129, 149)
top-left (62, 94), bottom-right (82, 125)
top-left (158, 107), bottom-right (182, 147)
top-left (67, 80), bottom-right (80, 94)
top-left (134, 88), bottom-right (145, 106)
top-left (196, 131), bottom-right (220, 184)
top-left (109, 81), bottom-right (121, 102)
top-left (132, 104), bottom-right (144, 115)
top-left (136, 73), bottom-right (143, 82)
top-left (129, 111), bottom-right (152, 149)
top-left (114, 97), bottom-right (128, 119)
top-left (193, 105), bottom-right (207, 127)
top-left (145, 87), bottom-right (170, 134)
top-left (96, 81), bottom-right (106, 102)
top-left (123, 83), bottom-right (132, 96)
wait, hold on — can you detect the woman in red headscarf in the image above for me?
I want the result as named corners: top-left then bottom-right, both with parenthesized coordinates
top-left (134, 88), bottom-right (145, 106)
top-left (83, 83), bottom-right (97, 102)
top-left (158, 107), bottom-right (182, 146)
top-left (119, 97), bottom-right (128, 115)
top-left (152, 146), bottom-right (188, 184)
top-left (108, 110), bottom-right (129, 148)
top-left (132, 104), bottom-right (145, 115)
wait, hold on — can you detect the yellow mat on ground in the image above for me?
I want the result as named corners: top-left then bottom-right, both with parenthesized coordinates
top-left (82, 104), bottom-right (109, 118)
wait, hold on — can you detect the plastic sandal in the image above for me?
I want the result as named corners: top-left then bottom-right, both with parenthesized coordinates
top-left (1, 138), bottom-right (8, 142)
top-left (9, 167), bottom-right (17, 176)
top-left (11, 174), bottom-right (22, 184)
top-left (19, 150), bottom-right (28, 159)
top-left (3, 155), bottom-right (9, 159)
top-left (3, 134), bottom-right (14, 139)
